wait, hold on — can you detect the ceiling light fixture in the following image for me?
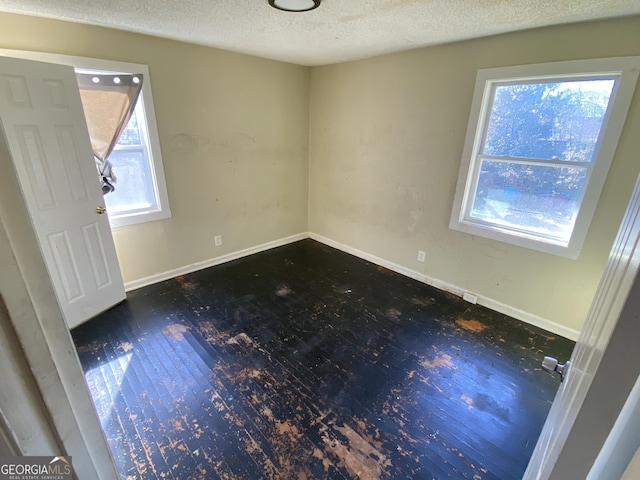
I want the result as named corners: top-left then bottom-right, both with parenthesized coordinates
top-left (268, 0), bottom-right (321, 12)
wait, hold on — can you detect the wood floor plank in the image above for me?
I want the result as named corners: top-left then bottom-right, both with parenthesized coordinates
top-left (73, 239), bottom-right (574, 479)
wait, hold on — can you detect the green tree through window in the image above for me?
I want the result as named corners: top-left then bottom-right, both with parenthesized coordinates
top-left (450, 57), bottom-right (640, 258)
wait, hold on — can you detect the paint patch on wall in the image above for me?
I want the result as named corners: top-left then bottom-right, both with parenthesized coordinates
top-left (170, 134), bottom-right (198, 154)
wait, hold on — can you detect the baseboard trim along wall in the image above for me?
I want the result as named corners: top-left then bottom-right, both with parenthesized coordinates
top-left (124, 230), bottom-right (579, 341)
top-left (309, 233), bottom-right (580, 341)
top-left (124, 232), bottom-right (309, 292)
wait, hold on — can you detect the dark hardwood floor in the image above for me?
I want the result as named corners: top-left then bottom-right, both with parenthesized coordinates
top-left (72, 239), bottom-right (575, 480)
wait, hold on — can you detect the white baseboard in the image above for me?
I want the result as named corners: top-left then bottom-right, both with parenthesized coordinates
top-left (309, 233), bottom-right (467, 296)
top-left (124, 232), bottom-right (309, 292)
top-left (309, 232), bottom-right (580, 341)
top-left (479, 297), bottom-right (579, 341)
top-left (124, 230), bottom-right (579, 340)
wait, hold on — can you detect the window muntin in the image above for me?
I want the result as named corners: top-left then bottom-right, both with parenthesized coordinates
top-left (450, 58), bottom-right (640, 258)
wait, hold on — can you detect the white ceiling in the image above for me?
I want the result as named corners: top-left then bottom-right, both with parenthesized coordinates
top-left (0, 0), bottom-right (639, 66)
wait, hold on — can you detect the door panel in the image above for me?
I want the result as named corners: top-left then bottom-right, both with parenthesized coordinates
top-left (15, 125), bottom-right (57, 210)
top-left (0, 56), bottom-right (125, 329)
top-left (48, 231), bottom-right (84, 302)
top-left (82, 223), bottom-right (112, 288)
top-left (56, 126), bottom-right (92, 202)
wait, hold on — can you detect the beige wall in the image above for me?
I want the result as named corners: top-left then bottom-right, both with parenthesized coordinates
top-left (309, 16), bottom-right (640, 334)
top-left (0, 12), bottom-right (310, 284)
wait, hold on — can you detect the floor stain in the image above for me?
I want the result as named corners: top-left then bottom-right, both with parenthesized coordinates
top-left (321, 420), bottom-right (391, 480)
top-left (275, 285), bottom-right (292, 297)
top-left (275, 419), bottom-right (301, 441)
top-left (456, 318), bottom-right (487, 333)
top-left (76, 341), bottom-right (104, 354)
top-left (312, 447), bottom-right (332, 473)
top-left (162, 324), bottom-right (190, 341)
top-left (474, 393), bottom-right (512, 423)
top-left (171, 419), bottom-right (185, 432)
top-left (236, 368), bottom-right (263, 380)
top-left (197, 320), bottom-right (227, 343)
top-left (175, 275), bottom-right (197, 291)
top-left (420, 353), bottom-right (455, 370)
top-left (261, 406), bottom-right (275, 422)
top-left (461, 394), bottom-right (475, 410)
top-left (409, 297), bottom-right (434, 307)
top-left (387, 308), bottom-right (401, 320)
top-left (226, 332), bottom-right (256, 347)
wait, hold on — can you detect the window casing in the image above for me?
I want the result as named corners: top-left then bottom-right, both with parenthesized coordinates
top-left (450, 57), bottom-right (640, 258)
top-left (0, 49), bottom-right (171, 228)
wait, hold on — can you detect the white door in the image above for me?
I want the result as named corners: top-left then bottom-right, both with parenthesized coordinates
top-left (524, 170), bottom-right (640, 479)
top-left (0, 56), bottom-right (125, 329)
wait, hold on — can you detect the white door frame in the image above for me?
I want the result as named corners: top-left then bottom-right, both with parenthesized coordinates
top-left (0, 293), bottom-right (61, 457)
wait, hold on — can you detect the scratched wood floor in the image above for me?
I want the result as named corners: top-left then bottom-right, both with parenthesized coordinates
top-left (72, 239), bottom-right (575, 480)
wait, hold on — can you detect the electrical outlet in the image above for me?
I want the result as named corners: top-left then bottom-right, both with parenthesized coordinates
top-left (215, 235), bottom-right (222, 246)
top-left (417, 250), bottom-right (426, 262)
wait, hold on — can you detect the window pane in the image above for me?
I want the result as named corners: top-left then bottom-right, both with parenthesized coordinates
top-left (484, 79), bottom-right (615, 162)
top-left (117, 109), bottom-right (141, 146)
top-left (104, 149), bottom-right (155, 214)
top-left (470, 160), bottom-right (588, 242)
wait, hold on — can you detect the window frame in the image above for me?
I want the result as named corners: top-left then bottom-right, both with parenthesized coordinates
top-left (450, 57), bottom-right (640, 259)
top-left (0, 49), bottom-right (171, 228)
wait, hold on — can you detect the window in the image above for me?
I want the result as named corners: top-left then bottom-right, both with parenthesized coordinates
top-left (0, 49), bottom-right (171, 228)
top-left (104, 104), bottom-right (157, 217)
top-left (74, 63), bottom-right (170, 228)
top-left (450, 57), bottom-right (640, 258)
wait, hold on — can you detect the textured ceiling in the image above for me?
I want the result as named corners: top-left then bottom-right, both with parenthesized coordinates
top-left (0, 0), bottom-right (639, 66)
